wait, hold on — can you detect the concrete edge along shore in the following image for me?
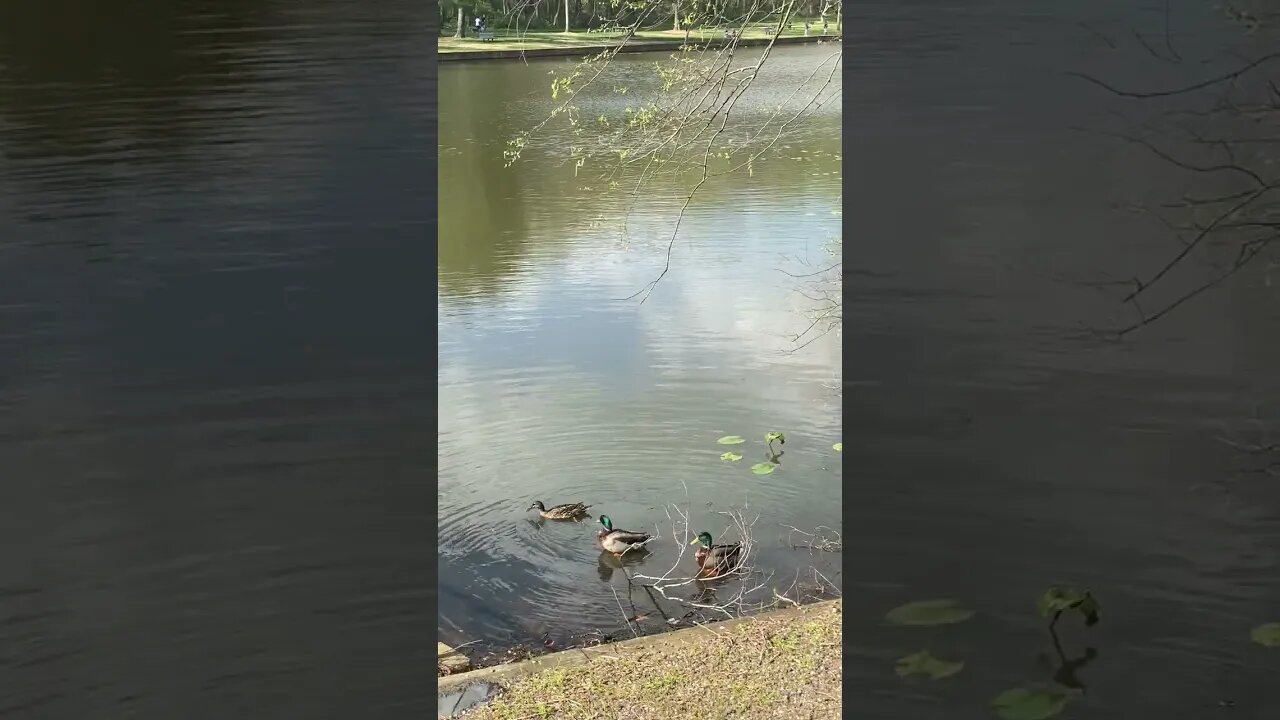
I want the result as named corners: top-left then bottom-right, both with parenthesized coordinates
top-left (439, 34), bottom-right (841, 62)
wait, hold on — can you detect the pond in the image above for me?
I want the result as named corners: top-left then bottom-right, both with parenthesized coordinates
top-left (438, 43), bottom-right (845, 651)
top-left (0, 1), bottom-right (434, 715)
top-left (439, 1), bottom-right (1280, 717)
top-left (842, 0), bottom-right (1280, 717)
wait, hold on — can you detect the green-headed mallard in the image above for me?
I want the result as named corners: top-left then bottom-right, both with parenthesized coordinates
top-left (690, 531), bottom-right (743, 577)
top-left (528, 500), bottom-right (591, 520)
top-left (596, 514), bottom-right (653, 556)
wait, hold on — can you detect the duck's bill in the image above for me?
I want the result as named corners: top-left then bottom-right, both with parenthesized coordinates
top-left (688, 537), bottom-right (700, 545)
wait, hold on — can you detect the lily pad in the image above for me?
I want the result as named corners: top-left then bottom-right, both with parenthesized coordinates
top-left (832, 442), bottom-right (842, 452)
top-left (720, 452), bottom-right (743, 462)
top-left (886, 599), bottom-right (975, 626)
top-left (750, 462), bottom-right (777, 475)
top-left (717, 435), bottom-right (746, 445)
top-left (1251, 622), bottom-right (1280, 647)
top-left (895, 650), bottom-right (964, 680)
top-left (765, 431), bottom-right (786, 444)
top-left (992, 687), bottom-right (1069, 720)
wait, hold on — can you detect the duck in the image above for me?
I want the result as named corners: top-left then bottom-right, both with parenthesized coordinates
top-left (689, 531), bottom-right (743, 577)
top-left (527, 500), bottom-right (592, 520)
top-left (596, 514), bottom-right (654, 556)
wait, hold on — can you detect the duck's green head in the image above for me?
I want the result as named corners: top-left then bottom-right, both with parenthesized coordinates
top-left (689, 531), bottom-right (713, 548)
top-left (598, 515), bottom-right (613, 531)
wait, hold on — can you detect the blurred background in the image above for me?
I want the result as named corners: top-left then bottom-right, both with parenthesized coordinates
top-left (0, 1), bottom-right (435, 716)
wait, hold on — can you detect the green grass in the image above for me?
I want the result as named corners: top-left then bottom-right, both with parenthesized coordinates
top-left (438, 20), bottom-right (837, 53)
top-left (458, 600), bottom-right (842, 719)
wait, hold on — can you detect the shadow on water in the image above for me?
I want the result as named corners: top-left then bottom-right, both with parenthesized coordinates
top-left (1038, 639), bottom-right (1099, 695)
top-left (595, 547), bottom-right (653, 583)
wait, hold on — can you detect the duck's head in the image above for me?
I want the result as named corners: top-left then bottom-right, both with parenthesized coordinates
top-left (598, 514), bottom-right (613, 531)
top-left (689, 531), bottom-right (714, 548)
top-left (528, 501), bottom-right (546, 511)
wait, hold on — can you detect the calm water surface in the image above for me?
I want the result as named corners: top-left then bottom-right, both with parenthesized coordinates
top-left (846, 0), bottom-right (1280, 717)
top-left (0, 1), bottom-right (433, 716)
top-left (438, 44), bottom-right (845, 648)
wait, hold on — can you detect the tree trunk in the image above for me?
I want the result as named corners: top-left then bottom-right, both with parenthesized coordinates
top-left (836, 4), bottom-right (841, 32)
top-left (672, 0), bottom-right (679, 31)
top-left (454, 7), bottom-right (463, 38)
top-left (564, 0), bottom-right (571, 32)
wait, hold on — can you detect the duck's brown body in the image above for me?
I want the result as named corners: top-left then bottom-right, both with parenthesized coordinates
top-left (691, 533), bottom-right (743, 577)
top-left (596, 514), bottom-right (653, 555)
top-left (528, 501), bottom-right (591, 520)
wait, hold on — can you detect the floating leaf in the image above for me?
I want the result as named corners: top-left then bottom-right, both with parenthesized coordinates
top-left (895, 650), bottom-right (964, 680)
top-left (832, 442), bottom-right (842, 452)
top-left (720, 452), bottom-right (743, 462)
top-left (992, 687), bottom-right (1069, 720)
top-left (886, 599), bottom-right (975, 626)
top-left (1037, 587), bottom-right (1100, 626)
top-left (717, 435), bottom-right (746, 445)
top-left (750, 462), bottom-right (777, 475)
top-left (1036, 587), bottom-right (1081, 615)
top-left (1251, 622), bottom-right (1280, 647)
top-left (765, 431), bottom-right (786, 444)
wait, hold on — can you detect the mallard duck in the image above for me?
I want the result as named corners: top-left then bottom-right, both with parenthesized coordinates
top-left (596, 514), bottom-right (653, 556)
top-left (528, 501), bottom-right (591, 520)
top-left (690, 531), bottom-right (743, 577)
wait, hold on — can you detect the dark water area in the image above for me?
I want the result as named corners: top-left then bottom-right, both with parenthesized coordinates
top-left (0, 1), bottom-right (434, 716)
top-left (847, 0), bottom-right (1280, 717)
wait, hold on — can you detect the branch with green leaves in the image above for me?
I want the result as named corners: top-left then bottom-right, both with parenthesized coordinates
top-left (505, 0), bottom-right (842, 304)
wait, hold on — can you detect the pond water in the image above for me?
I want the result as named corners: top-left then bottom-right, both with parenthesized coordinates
top-left (843, 0), bottom-right (1280, 717)
top-left (438, 43), bottom-right (845, 649)
top-left (0, 1), bottom-right (434, 716)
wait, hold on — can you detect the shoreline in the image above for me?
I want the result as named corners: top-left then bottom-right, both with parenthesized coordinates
top-left (438, 598), bottom-right (842, 717)
top-left (438, 34), bottom-right (840, 63)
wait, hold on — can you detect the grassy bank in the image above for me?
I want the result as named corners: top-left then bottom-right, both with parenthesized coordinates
top-left (446, 599), bottom-right (842, 719)
top-left (438, 21), bottom-right (837, 53)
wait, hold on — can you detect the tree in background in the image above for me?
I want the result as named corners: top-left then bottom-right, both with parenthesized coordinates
top-left (439, 0), bottom-right (841, 34)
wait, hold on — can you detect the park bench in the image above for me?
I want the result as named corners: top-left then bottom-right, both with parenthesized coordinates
top-left (763, 26), bottom-right (779, 36)
top-left (478, 31), bottom-right (495, 41)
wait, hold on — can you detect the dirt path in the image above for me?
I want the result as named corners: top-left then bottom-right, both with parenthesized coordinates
top-left (442, 599), bottom-right (842, 719)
